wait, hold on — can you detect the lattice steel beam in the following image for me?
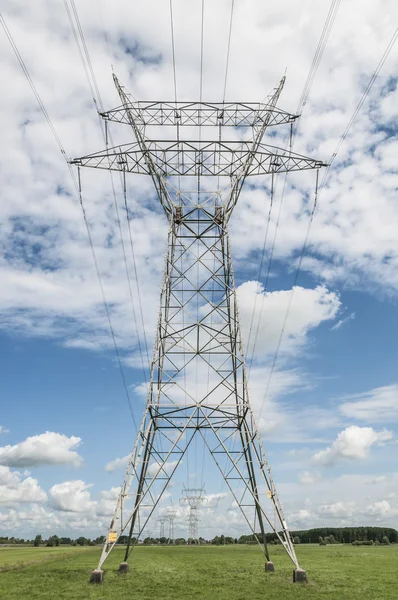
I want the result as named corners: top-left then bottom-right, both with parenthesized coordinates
top-left (71, 139), bottom-right (325, 177)
top-left (100, 101), bottom-right (298, 128)
top-left (78, 73), bottom-right (322, 585)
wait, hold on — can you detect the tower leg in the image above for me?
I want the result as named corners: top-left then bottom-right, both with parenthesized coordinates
top-left (89, 569), bottom-right (104, 584)
top-left (118, 562), bottom-right (129, 574)
top-left (293, 568), bottom-right (308, 583)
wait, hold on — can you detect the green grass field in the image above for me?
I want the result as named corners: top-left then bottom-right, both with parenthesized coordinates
top-left (0, 544), bottom-right (397, 599)
top-left (0, 546), bottom-right (93, 570)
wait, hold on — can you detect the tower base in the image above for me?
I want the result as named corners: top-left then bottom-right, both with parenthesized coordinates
top-left (265, 561), bottom-right (275, 572)
top-left (89, 569), bottom-right (104, 584)
top-left (118, 562), bottom-right (129, 573)
top-left (293, 568), bottom-right (308, 583)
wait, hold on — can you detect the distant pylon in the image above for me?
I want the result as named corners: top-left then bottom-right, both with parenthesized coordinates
top-left (180, 488), bottom-right (206, 544)
top-left (157, 517), bottom-right (166, 539)
top-left (75, 73), bottom-right (324, 584)
top-left (165, 509), bottom-right (176, 544)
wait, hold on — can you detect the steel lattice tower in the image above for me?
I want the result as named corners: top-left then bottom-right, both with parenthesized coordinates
top-left (180, 488), bottom-right (206, 544)
top-left (73, 74), bottom-right (324, 584)
top-left (166, 509), bottom-right (176, 544)
top-left (158, 517), bottom-right (166, 539)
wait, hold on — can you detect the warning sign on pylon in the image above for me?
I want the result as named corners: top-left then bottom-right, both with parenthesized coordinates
top-left (108, 531), bottom-right (117, 543)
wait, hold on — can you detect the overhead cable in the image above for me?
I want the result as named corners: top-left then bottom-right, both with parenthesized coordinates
top-left (0, 12), bottom-right (138, 429)
top-left (64, 1), bottom-right (152, 386)
top-left (246, 0), bottom-right (342, 377)
top-left (257, 24), bottom-right (398, 420)
top-left (222, 0), bottom-right (235, 102)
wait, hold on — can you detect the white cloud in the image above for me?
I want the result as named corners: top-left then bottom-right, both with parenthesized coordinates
top-left (365, 500), bottom-right (398, 518)
top-left (0, 0), bottom-right (398, 540)
top-left (49, 480), bottom-right (96, 513)
top-left (97, 487), bottom-right (121, 517)
top-left (312, 425), bottom-right (393, 466)
top-left (237, 282), bottom-right (341, 360)
top-left (147, 460), bottom-right (179, 478)
top-left (105, 454), bottom-right (129, 473)
top-left (0, 432), bottom-right (83, 468)
top-left (204, 493), bottom-right (227, 507)
top-left (318, 501), bottom-right (356, 518)
top-left (0, 0), bottom-right (397, 364)
top-left (330, 311), bottom-right (356, 331)
top-left (338, 384), bottom-right (398, 423)
top-left (298, 471), bottom-right (322, 485)
top-left (0, 466), bottom-right (47, 505)
top-left (0, 426), bottom-right (10, 435)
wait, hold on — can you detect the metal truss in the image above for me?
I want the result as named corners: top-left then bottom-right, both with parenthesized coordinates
top-left (157, 517), bottom-right (166, 539)
top-left (72, 139), bottom-right (324, 179)
top-left (180, 488), bottom-right (207, 544)
top-left (100, 100), bottom-right (298, 128)
top-left (75, 73), bottom-right (324, 577)
top-left (166, 509), bottom-right (176, 544)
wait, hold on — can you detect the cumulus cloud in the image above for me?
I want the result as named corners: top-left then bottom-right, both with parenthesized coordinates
top-left (330, 312), bottom-right (356, 331)
top-left (338, 384), bottom-right (398, 423)
top-left (0, 466), bottom-right (47, 505)
top-left (49, 480), bottom-right (96, 513)
top-left (318, 501), bottom-right (356, 518)
top-left (237, 283), bottom-right (341, 360)
top-left (298, 471), bottom-right (322, 485)
top-left (97, 487), bottom-right (121, 516)
top-left (105, 454), bottom-right (129, 473)
top-left (147, 460), bottom-right (179, 478)
top-left (312, 426), bottom-right (393, 466)
top-left (0, 432), bottom-right (83, 468)
top-left (365, 500), bottom-right (398, 518)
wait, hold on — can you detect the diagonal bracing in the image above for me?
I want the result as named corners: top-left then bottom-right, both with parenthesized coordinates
top-left (73, 74), bottom-right (324, 583)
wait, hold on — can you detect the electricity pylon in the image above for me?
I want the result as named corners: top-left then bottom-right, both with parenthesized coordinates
top-left (166, 509), bottom-right (176, 544)
top-left (180, 488), bottom-right (206, 544)
top-left (74, 74), bottom-right (324, 584)
top-left (158, 517), bottom-right (166, 540)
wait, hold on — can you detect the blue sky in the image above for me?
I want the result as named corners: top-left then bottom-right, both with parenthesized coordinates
top-left (0, 0), bottom-right (397, 540)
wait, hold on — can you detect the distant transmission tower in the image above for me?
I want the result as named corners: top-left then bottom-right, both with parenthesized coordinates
top-left (180, 488), bottom-right (206, 544)
top-left (74, 74), bottom-right (324, 584)
top-left (158, 517), bottom-right (166, 540)
top-left (166, 509), bottom-right (176, 544)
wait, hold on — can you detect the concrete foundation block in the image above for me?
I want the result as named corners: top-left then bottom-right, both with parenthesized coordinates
top-left (89, 569), bottom-right (104, 584)
top-left (118, 562), bottom-right (129, 573)
top-left (265, 561), bottom-right (275, 572)
top-left (293, 568), bottom-right (308, 583)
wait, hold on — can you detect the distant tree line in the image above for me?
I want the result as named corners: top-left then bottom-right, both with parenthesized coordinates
top-left (237, 527), bottom-right (397, 545)
top-left (1, 527), bottom-right (396, 547)
top-left (0, 534), bottom-right (106, 547)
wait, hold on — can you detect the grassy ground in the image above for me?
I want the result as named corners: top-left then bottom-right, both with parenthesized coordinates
top-left (0, 544), bottom-right (397, 599)
top-left (0, 545), bottom-right (94, 570)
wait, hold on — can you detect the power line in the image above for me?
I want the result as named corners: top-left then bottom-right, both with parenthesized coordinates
top-left (319, 25), bottom-right (398, 191)
top-left (199, 0), bottom-right (205, 102)
top-left (258, 168), bottom-right (319, 423)
top-left (245, 173), bottom-right (275, 371)
top-left (296, 0), bottom-right (341, 115)
top-left (246, 0), bottom-right (341, 377)
top-left (64, 1), bottom-right (151, 385)
top-left (0, 11), bottom-right (138, 429)
top-left (222, 0), bottom-right (235, 102)
top-left (169, 0), bottom-right (178, 103)
top-left (257, 24), bottom-right (398, 420)
top-left (69, 0), bottom-right (104, 111)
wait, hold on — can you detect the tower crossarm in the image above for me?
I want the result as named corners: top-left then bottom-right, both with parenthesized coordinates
top-left (111, 74), bottom-right (174, 216)
top-left (71, 140), bottom-right (325, 179)
top-left (223, 76), bottom-right (286, 218)
top-left (99, 101), bottom-right (298, 128)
